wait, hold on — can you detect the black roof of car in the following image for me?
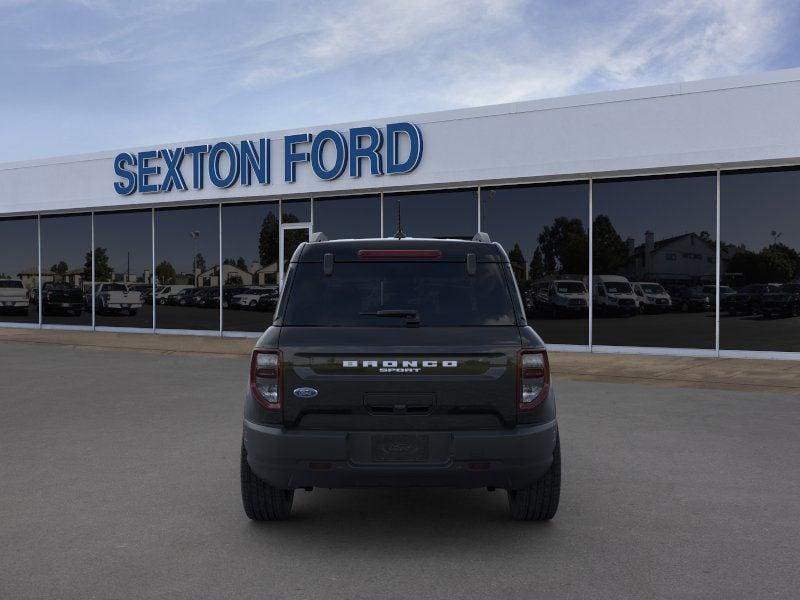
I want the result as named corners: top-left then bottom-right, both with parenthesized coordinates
top-left (295, 237), bottom-right (508, 263)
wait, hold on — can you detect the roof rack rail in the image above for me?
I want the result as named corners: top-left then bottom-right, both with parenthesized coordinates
top-left (310, 231), bottom-right (328, 243)
top-left (472, 232), bottom-right (491, 243)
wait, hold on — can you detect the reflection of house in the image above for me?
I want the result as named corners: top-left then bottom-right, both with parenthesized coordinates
top-left (252, 262), bottom-right (278, 286)
top-left (17, 268), bottom-right (52, 290)
top-left (62, 268), bottom-right (85, 287)
top-left (195, 264), bottom-right (254, 287)
top-left (625, 231), bottom-right (724, 282)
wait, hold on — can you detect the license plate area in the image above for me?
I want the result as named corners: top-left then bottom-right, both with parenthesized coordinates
top-left (370, 434), bottom-right (430, 462)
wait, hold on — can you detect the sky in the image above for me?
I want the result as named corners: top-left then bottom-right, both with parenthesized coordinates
top-left (0, 0), bottom-right (799, 163)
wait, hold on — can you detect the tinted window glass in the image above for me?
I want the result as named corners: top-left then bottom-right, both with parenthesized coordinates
top-left (93, 210), bottom-right (152, 329)
top-left (0, 217), bottom-right (38, 324)
top-left (593, 174), bottom-right (716, 349)
top-left (40, 214), bottom-right (91, 325)
top-left (721, 168), bottom-right (800, 351)
top-left (284, 262), bottom-right (516, 327)
top-left (383, 189), bottom-right (477, 239)
top-left (155, 206), bottom-right (219, 331)
top-left (221, 202), bottom-right (279, 332)
top-left (313, 195), bottom-right (380, 239)
top-left (282, 199), bottom-right (310, 223)
top-left (482, 182), bottom-right (589, 345)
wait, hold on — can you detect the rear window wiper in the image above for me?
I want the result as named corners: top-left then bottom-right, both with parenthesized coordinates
top-left (359, 309), bottom-right (420, 326)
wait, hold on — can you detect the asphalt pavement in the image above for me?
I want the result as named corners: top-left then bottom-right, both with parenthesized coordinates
top-left (0, 341), bottom-right (798, 599)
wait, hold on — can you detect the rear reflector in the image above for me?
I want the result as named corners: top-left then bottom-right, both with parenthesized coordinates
top-left (358, 249), bottom-right (442, 259)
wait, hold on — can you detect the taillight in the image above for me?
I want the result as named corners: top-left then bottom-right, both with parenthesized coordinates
top-left (518, 349), bottom-right (550, 411)
top-left (250, 349), bottom-right (282, 410)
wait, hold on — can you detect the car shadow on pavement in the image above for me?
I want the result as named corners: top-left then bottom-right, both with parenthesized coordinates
top-left (240, 487), bottom-right (559, 550)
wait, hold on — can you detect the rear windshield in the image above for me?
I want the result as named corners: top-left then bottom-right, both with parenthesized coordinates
top-left (283, 262), bottom-right (517, 327)
top-left (0, 280), bottom-right (23, 288)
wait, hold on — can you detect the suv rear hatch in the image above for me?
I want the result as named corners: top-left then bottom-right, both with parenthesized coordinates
top-left (275, 243), bottom-right (524, 431)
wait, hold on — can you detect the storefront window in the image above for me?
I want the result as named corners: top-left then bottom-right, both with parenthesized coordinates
top-left (221, 202), bottom-right (279, 332)
top-left (592, 173), bottom-right (717, 349)
top-left (40, 214), bottom-right (92, 326)
top-left (313, 195), bottom-right (380, 239)
top-left (154, 205), bottom-right (219, 331)
top-left (93, 210), bottom-right (153, 329)
top-left (0, 217), bottom-right (39, 324)
top-left (721, 167), bottom-right (800, 352)
top-left (282, 199), bottom-right (310, 223)
top-left (383, 189), bottom-right (478, 239)
top-left (481, 182), bottom-right (589, 346)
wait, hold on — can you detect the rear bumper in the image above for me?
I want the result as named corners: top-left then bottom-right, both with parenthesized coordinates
top-left (243, 419), bottom-right (558, 490)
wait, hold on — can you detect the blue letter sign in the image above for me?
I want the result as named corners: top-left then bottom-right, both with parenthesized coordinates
top-left (113, 122), bottom-right (422, 194)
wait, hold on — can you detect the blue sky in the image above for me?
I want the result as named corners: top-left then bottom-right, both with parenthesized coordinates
top-left (1, 0), bottom-right (799, 162)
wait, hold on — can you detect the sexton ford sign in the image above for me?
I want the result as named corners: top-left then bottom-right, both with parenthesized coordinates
top-left (112, 122), bottom-right (423, 195)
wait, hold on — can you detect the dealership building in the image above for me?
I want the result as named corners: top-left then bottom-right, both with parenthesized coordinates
top-left (1, 68), bottom-right (800, 359)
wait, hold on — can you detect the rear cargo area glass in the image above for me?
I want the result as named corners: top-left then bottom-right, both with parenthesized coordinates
top-left (283, 262), bottom-right (516, 326)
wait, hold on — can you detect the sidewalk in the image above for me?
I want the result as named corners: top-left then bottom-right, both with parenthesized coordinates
top-left (0, 327), bottom-right (798, 394)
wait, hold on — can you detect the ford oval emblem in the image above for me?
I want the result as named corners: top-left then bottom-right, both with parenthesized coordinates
top-left (293, 387), bottom-right (318, 399)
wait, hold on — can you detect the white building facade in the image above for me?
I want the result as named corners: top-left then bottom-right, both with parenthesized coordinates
top-left (2, 69), bottom-right (800, 358)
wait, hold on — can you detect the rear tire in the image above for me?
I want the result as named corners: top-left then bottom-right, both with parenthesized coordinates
top-left (240, 443), bottom-right (294, 521)
top-left (507, 433), bottom-right (561, 521)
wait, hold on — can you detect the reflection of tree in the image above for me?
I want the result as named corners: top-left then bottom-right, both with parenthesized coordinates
top-left (84, 247), bottom-right (112, 282)
top-left (507, 243), bottom-right (526, 282)
top-left (194, 253), bottom-right (206, 273)
top-left (156, 261), bottom-right (176, 284)
top-left (727, 243), bottom-right (800, 284)
top-left (529, 247), bottom-right (545, 281)
top-left (258, 213), bottom-right (279, 267)
top-left (223, 256), bottom-right (249, 271)
top-left (51, 261), bottom-right (68, 275)
top-left (537, 217), bottom-right (588, 274)
top-left (592, 215), bottom-right (628, 274)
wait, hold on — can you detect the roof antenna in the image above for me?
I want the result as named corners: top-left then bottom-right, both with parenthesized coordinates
top-left (394, 199), bottom-right (405, 239)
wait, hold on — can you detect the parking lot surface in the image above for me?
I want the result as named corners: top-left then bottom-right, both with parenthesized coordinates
top-left (0, 341), bottom-right (798, 599)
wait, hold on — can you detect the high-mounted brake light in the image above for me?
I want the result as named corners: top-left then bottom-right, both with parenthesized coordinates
top-left (518, 349), bottom-right (550, 411)
top-left (357, 249), bottom-right (442, 259)
top-left (250, 349), bottom-right (282, 410)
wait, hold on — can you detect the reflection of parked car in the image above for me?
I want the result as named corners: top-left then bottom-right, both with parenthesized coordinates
top-left (726, 283), bottom-right (780, 316)
top-left (590, 275), bottom-right (637, 316)
top-left (190, 287), bottom-right (220, 308)
top-left (667, 286), bottom-right (710, 312)
top-left (0, 279), bottom-right (30, 315)
top-left (232, 287), bottom-right (274, 310)
top-left (127, 284), bottom-right (158, 305)
top-left (534, 280), bottom-right (588, 317)
top-left (156, 285), bottom-right (194, 305)
top-left (222, 286), bottom-right (249, 309)
top-left (632, 282), bottom-right (671, 313)
top-left (256, 288), bottom-right (280, 312)
top-left (169, 287), bottom-right (198, 306)
top-left (701, 285), bottom-right (736, 305)
top-left (40, 282), bottom-right (84, 315)
top-left (90, 283), bottom-right (142, 315)
top-left (759, 283), bottom-right (800, 318)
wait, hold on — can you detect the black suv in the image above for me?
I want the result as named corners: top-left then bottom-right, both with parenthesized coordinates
top-left (241, 235), bottom-right (560, 521)
top-left (726, 283), bottom-right (780, 316)
top-left (759, 283), bottom-right (800, 318)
